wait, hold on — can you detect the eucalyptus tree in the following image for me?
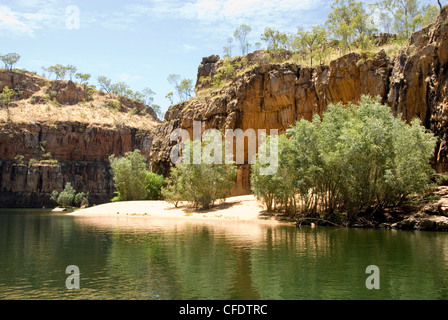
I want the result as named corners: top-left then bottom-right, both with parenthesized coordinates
top-left (234, 24), bottom-right (252, 55)
top-left (0, 53), bottom-right (20, 70)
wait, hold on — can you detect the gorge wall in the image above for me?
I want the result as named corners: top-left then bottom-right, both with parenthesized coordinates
top-left (0, 122), bottom-right (153, 207)
top-left (0, 71), bottom-right (156, 208)
top-left (1, 8), bottom-right (447, 207)
top-left (150, 7), bottom-right (448, 195)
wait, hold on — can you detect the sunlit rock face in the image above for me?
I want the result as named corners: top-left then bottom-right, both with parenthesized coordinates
top-left (1, 9), bottom-right (447, 205)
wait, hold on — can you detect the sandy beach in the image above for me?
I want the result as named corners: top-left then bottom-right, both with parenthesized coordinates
top-left (69, 195), bottom-right (284, 224)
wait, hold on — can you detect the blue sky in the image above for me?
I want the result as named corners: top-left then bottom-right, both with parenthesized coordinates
top-left (0, 0), bottom-right (443, 114)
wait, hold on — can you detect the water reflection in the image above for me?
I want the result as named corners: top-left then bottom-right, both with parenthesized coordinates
top-left (1, 211), bottom-right (448, 300)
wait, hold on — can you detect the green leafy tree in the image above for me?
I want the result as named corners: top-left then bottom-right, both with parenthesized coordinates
top-left (163, 136), bottom-right (237, 210)
top-left (0, 86), bottom-right (14, 121)
top-left (167, 74), bottom-right (193, 102)
top-left (66, 65), bottom-right (77, 81)
top-left (165, 92), bottom-right (174, 105)
top-left (251, 135), bottom-right (289, 212)
top-left (109, 150), bottom-right (149, 202)
top-left (223, 37), bottom-right (234, 58)
top-left (251, 95), bottom-right (436, 220)
top-left (179, 79), bottom-right (193, 100)
top-left (151, 104), bottom-right (162, 119)
top-left (0, 86), bottom-right (14, 107)
top-left (97, 75), bottom-right (112, 93)
top-left (48, 64), bottom-right (67, 80)
top-left (296, 25), bottom-right (328, 66)
top-left (50, 182), bottom-right (88, 208)
top-left (141, 87), bottom-right (155, 106)
top-left (1, 53), bottom-right (20, 70)
top-left (417, 4), bottom-right (440, 28)
top-left (162, 166), bottom-right (185, 208)
top-left (377, 0), bottom-right (421, 38)
top-left (145, 172), bottom-right (165, 200)
top-left (261, 27), bottom-right (288, 51)
top-left (327, 0), bottom-right (374, 53)
top-left (234, 24), bottom-right (252, 55)
top-left (110, 81), bottom-right (130, 96)
top-left (75, 73), bottom-right (91, 85)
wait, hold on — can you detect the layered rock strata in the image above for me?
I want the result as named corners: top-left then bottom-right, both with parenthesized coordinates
top-left (0, 121), bottom-right (153, 207)
top-left (150, 8), bottom-right (448, 196)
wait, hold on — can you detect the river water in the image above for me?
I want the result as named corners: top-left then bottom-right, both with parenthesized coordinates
top-left (0, 209), bottom-right (448, 300)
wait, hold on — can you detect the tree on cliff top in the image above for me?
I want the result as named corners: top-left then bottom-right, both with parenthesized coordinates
top-left (376, 0), bottom-right (423, 38)
top-left (234, 24), bottom-right (252, 55)
top-left (326, 0), bottom-right (375, 53)
top-left (1, 53), bottom-right (21, 70)
top-left (167, 74), bottom-right (193, 103)
top-left (296, 25), bottom-right (329, 66)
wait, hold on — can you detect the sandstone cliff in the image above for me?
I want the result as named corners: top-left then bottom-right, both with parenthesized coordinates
top-left (0, 71), bottom-right (158, 207)
top-left (150, 7), bottom-right (448, 195)
top-left (1, 8), bottom-right (448, 207)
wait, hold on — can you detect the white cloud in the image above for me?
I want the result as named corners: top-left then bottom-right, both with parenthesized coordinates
top-left (0, 3), bottom-right (64, 37)
top-left (139, 0), bottom-right (327, 42)
top-left (0, 5), bottom-right (34, 36)
top-left (176, 0), bottom-right (322, 24)
top-left (182, 44), bottom-right (197, 52)
top-left (117, 73), bottom-right (142, 82)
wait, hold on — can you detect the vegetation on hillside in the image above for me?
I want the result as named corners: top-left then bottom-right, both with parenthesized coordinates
top-left (222, 0), bottom-right (441, 62)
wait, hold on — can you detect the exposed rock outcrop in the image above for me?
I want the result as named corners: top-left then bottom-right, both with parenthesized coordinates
top-left (1, 8), bottom-right (448, 207)
top-left (0, 121), bottom-right (153, 207)
top-left (150, 8), bottom-right (448, 196)
top-left (388, 8), bottom-right (448, 171)
top-left (0, 71), bottom-right (158, 208)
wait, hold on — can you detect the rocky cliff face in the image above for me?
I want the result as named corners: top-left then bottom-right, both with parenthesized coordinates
top-left (0, 122), bottom-right (153, 207)
top-left (388, 9), bottom-right (448, 171)
top-left (150, 51), bottom-right (394, 195)
top-left (1, 9), bottom-right (447, 207)
top-left (151, 8), bottom-right (448, 195)
top-left (0, 71), bottom-right (157, 208)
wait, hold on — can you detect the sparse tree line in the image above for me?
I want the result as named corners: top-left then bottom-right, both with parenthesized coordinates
top-left (224, 0), bottom-right (444, 65)
top-left (0, 51), bottom-right (196, 117)
top-left (0, 52), bottom-right (164, 118)
top-left (41, 64), bottom-right (89, 82)
top-left (107, 145), bottom-right (236, 211)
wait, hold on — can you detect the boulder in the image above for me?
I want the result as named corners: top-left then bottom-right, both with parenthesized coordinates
top-left (437, 198), bottom-right (448, 216)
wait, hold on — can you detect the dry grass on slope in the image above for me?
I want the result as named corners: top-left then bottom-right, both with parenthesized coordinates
top-left (0, 73), bottom-right (159, 131)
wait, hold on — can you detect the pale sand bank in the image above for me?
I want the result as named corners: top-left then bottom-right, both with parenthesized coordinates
top-left (69, 195), bottom-right (283, 224)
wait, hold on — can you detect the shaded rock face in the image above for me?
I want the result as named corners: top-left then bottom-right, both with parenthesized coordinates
top-left (46, 80), bottom-right (88, 105)
top-left (0, 71), bottom-right (46, 100)
top-left (151, 8), bottom-right (448, 196)
top-left (388, 8), bottom-right (448, 172)
top-left (0, 122), bottom-right (153, 207)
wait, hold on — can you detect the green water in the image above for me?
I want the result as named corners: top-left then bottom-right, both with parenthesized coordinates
top-left (0, 209), bottom-right (448, 300)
